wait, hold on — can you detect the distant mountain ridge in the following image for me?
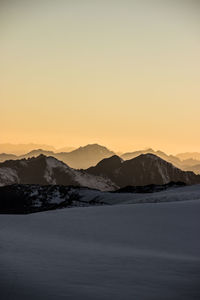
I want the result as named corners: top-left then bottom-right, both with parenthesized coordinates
top-left (1, 144), bottom-right (200, 174)
top-left (0, 143), bottom-right (56, 155)
top-left (183, 163), bottom-right (200, 175)
top-left (0, 144), bottom-right (115, 169)
top-left (176, 152), bottom-right (200, 161)
top-left (122, 148), bottom-right (181, 167)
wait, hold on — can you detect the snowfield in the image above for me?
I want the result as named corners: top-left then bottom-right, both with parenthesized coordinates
top-left (1, 198), bottom-right (200, 299)
top-left (79, 184), bottom-right (200, 205)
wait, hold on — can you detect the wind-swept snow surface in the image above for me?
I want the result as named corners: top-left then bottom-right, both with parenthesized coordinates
top-left (1, 199), bottom-right (200, 299)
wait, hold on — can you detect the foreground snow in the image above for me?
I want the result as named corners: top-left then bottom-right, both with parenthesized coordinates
top-left (1, 199), bottom-right (200, 299)
top-left (79, 184), bottom-right (200, 205)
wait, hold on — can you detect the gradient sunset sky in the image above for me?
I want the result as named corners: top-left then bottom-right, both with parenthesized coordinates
top-left (1, 0), bottom-right (200, 153)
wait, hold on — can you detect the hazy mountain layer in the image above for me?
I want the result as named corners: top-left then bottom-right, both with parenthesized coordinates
top-left (1, 144), bottom-right (200, 173)
top-left (122, 148), bottom-right (181, 167)
top-left (176, 152), bottom-right (200, 161)
top-left (0, 143), bottom-right (56, 155)
top-left (0, 144), bottom-right (115, 169)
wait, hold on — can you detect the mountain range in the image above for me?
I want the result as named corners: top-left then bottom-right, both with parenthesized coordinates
top-left (176, 152), bottom-right (200, 161)
top-left (0, 143), bottom-right (56, 155)
top-left (1, 152), bottom-right (200, 190)
top-left (86, 154), bottom-right (200, 187)
top-left (0, 155), bottom-right (116, 191)
top-left (1, 144), bottom-right (200, 174)
top-left (121, 148), bottom-right (181, 166)
top-left (0, 144), bottom-right (115, 169)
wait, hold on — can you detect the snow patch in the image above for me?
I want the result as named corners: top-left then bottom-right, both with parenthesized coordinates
top-left (72, 170), bottom-right (117, 191)
top-left (0, 168), bottom-right (19, 186)
top-left (44, 156), bottom-right (69, 184)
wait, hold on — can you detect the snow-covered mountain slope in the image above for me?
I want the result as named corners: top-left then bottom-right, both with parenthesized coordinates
top-left (1, 153), bottom-right (200, 192)
top-left (86, 153), bottom-right (200, 187)
top-left (0, 168), bottom-right (19, 186)
top-left (0, 155), bottom-right (116, 191)
top-left (0, 198), bottom-right (200, 300)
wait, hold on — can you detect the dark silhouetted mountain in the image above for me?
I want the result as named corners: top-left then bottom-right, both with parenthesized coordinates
top-left (85, 155), bottom-right (123, 180)
top-left (86, 154), bottom-right (200, 187)
top-left (0, 155), bottom-right (116, 191)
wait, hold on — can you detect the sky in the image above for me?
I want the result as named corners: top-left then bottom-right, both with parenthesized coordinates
top-left (1, 0), bottom-right (200, 153)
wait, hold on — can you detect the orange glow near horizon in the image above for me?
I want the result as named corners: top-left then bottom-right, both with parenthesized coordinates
top-left (1, 1), bottom-right (200, 154)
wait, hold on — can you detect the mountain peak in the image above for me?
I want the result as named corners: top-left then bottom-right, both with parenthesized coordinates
top-left (86, 153), bottom-right (200, 187)
top-left (93, 155), bottom-right (122, 167)
top-left (0, 155), bottom-right (116, 191)
top-left (27, 153), bottom-right (47, 161)
top-left (138, 153), bottom-right (163, 160)
top-left (130, 153), bottom-right (174, 167)
top-left (75, 143), bottom-right (113, 153)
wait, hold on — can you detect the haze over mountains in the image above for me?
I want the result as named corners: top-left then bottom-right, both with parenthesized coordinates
top-left (121, 148), bottom-right (181, 167)
top-left (0, 144), bottom-right (115, 169)
top-left (176, 152), bottom-right (200, 161)
top-left (0, 143), bottom-right (75, 156)
top-left (1, 143), bottom-right (200, 174)
top-left (0, 143), bottom-right (56, 155)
